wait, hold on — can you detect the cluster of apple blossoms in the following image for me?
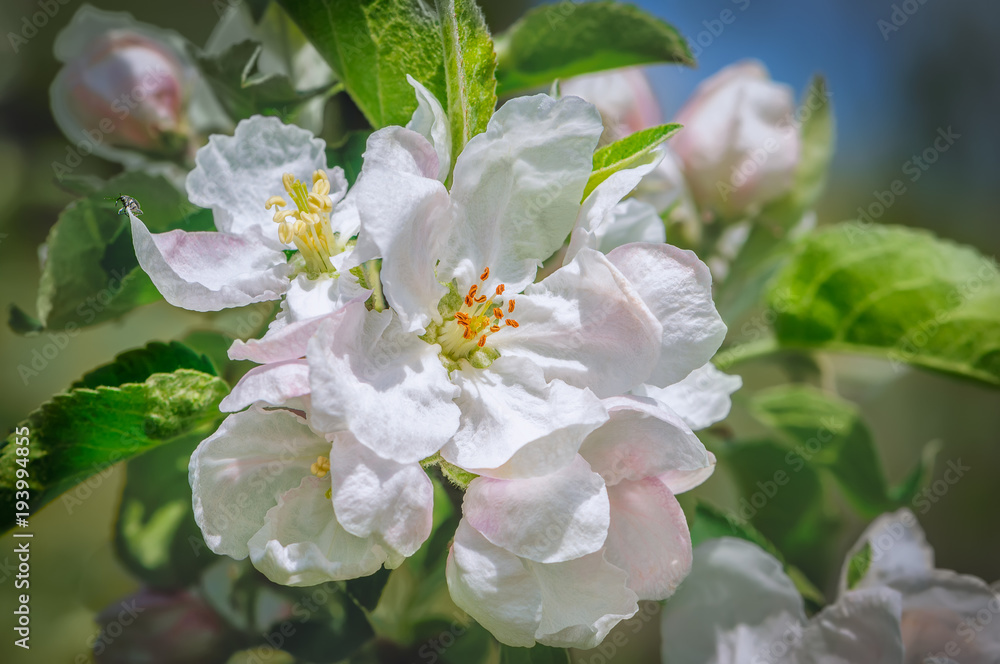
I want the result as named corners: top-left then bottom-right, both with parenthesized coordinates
top-left (129, 75), bottom-right (743, 647)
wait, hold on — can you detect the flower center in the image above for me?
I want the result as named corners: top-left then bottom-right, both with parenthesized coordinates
top-left (432, 267), bottom-right (519, 369)
top-left (265, 170), bottom-right (345, 276)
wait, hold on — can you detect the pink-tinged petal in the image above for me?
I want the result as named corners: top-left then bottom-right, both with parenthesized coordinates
top-left (606, 243), bottom-right (726, 386)
top-left (440, 356), bottom-right (608, 478)
top-left (248, 476), bottom-right (387, 586)
top-left (405, 74), bottom-right (451, 182)
top-left (579, 395), bottom-right (713, 491)
top-left (307, 301), bottom-right (460, 463)
top-left (446, 521), bottom-right (638, 649)
top-left (561, 68), bottom-right (662, 139)
top-left (438, 94), bottom-right (604, 295)
top-left (604, 477), bottom-right (691, 600)
top-left (659, 538), bottom-right (806, 664)
top-left (131, 215), bottom-right (290, 311)
top-left (329, 433), bottom-right (434, 560)
top-left (349, 126), bottom-right (451, 333)
top-left (495, 248), bottom-right (662, 397)
top-left (186, 115), bottom-right (329, 245)
top-left (189, 408), bottom-right (328, 560)
top-left (282, 273), bottom-right (370, 324)
top-left (463, 456), bottom-right (610, 564)
top-left (791, 588), bottom-right (904, 664)
top-left (635, 362), bottom-right (742, 431)
top-left (220, 359), bottom-right (310, 412)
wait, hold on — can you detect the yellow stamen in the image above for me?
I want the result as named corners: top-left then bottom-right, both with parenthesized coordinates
top-left (266, 171), bottom-right (342, 275)
top-left (310, 456), bottom-right (330, 479)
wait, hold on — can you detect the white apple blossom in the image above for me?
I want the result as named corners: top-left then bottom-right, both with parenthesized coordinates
top-left (446, 395), bottom-right (717, 648)
top-left (660, 538), bottom-right (905, 664)
top-left (189, 405), bottom-right (434, 586)
top-left (838, 509), bottom-right (1000, 663)
top-left (304, 88), bottom-right (726, 477)
top-left (131, 114), bottom-right (368, 320)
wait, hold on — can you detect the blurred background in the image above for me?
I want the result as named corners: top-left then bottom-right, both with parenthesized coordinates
top-left (0, 0), bottom-right (997, 662)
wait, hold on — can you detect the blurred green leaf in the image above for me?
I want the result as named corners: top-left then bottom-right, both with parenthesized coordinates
top-left (748, 386), bottom-right (896, 517)
top-left (277, 0), bottom-right (448, 129)
top-left (73, 340), bottom-right (215, 389)
top-left (584, 123), bottom-right (681, 200)
top-left (494, 1), bottom-right (692, 94)
top-left (769, 223), bottom-right (1000, 386)
top-left (437, 0), bottom-right (497, 166)
top-left (1, 342), bottom-right (228, 532)
top-left (7, 305), bottom-right (42, 335)
top-left (346, 568), bottom-right (392, 612)
top-left (499, 644), bottom-right (571, 664)
top-left (115, 433), bottom-right (218, 589)
top-left (326, 131), bottom-right (371, 186)
top-left (13, 172), bottom-right (213, 334)
top-left (194, 40), bottom-right (338, 123)
top-left (845, 540), bottom-right (872, 591)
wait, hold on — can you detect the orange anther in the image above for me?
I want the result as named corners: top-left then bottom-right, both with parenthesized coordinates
top-left (495, 284), bottom-right (505, 295)
top-left (490, 325), bottom-right (500, 332)
top-left (464, 328), bottom-right (475, 339)
top-left (480, 267), bottom-right (490, 281)
top-left (468, 284), bottom-right (478, 299)
top-left (493, 307), bottom-right (503, 319)
top-left (478, 335), bottom-right (487, 347)
top-left (508, 299), bottom-right (515, 313)
top-left (474, 295), bottom-right (486, 303)
top-left (505, 319), bottom-right (519, 328)
top-left (464, 295), bottom-right (474, 307)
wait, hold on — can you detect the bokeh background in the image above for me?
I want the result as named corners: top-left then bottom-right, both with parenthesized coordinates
top-left (0, 0), bottom-right (997, 662)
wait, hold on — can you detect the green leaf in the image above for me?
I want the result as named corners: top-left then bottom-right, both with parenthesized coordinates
top-left (584, 123), bottom-right (681, 200)
top-left (760, 76), bottom-right (835, 228)
top-left (1, 344), bottom-right (228, 532)
top-left (768, 223), bottom-right (1000, 386)
top-left (194, 40), bottom-right (338, 123)
top-left (73, 341), bottom-right (216, 389)
top-left (17, 172), bottom-right (213, 334)
top-left (115, 433), bottom-right (218, 588)
top-left (277, 0), bottom-right (448, 129)
top-left (748, 386), bottom-right (896, 517)
top-left (499, 644), bottom-right (571, 664)
top-left (8, 305), bottom-right (42, 335)
top-left (690, 503), bottom-right (825, 607)
top-left (436, 0), bottom-right (497, 168)
top-left (494, 1), bottom-right (692, 94)
top-left (845, 540), bottom-right (872, 590)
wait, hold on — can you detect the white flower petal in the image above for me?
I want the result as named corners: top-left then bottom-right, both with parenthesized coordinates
top-left (228, 313), bottom-right (332, 364)
top-left (350, 126), bottom-right (451, 332)
top-left (789, 588), bottom-right (903, 664)
top-left (307, 302), bottom-right (460, 462)
top-left (439, 94), bottom-right (604, 293)
top-left (190, 408), bottom-right (327, 560)
top-left (659, 538), bottom-right (806, 664)
top-left (604, 477), bottom-right (691, 600)
top-left (635, 363), bottom-right (742, 431)
top-left (838, 508), bottom-right (935, 594)
top-left (565, 151), bottom-right (663, 263)
top-left (463, 456), bottom-right (610, 564)
top-left (248, 475), bottom-right (387, 586)
top-left (440, 356), bottom-right (608, 478)
top-left (186, 115), bottom-right (328, 244)
top-left (446, 520), bottom-right (638, 649)
top-left (283, 273), bottom-right (370, 323)
top-left (606, 243), bottom-right (727, 386)
top-left (579, 395), bottom-right (713, 490)
top-left (496, 247), bottom-right (662, 397)
top-left (405, 74), bottom-right (451, 182)
top-left (329, 433), bottom-right (434, 560)
top-left (595, 199), bottom-right (667, 254)
top-left (131, 215), bottom-right (290, 311)
top-left (219, 359), bottom-right (310, 412)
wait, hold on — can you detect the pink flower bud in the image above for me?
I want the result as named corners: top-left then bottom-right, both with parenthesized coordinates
top-left (93, 589), bottom-right (240, 664)
top-left (671, 61), bottom-right (800, 219)
top-left (562, 68), bottom-right (663, 144)
top-left (59, 31), bottom-right (187, 152)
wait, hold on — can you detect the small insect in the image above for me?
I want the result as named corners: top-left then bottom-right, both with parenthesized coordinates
top-left (108, 193), bottom-right (143, 217)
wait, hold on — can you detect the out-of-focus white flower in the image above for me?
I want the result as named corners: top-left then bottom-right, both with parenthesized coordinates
top-left (839, 508), bottom-right (1000, 663)
top-left (447, 397), bottom-right (716, 648)
top-left (131, 115), bottom-right (367, 319)
top-left (190, 406), bottom-right (434, 586)
top-left (50, 5), bottom-right (227, 170)
top-left (672, 60), bottom-right (800, 220)
top-left (660, 538), bottom-right (904, 664)
top-left (303, 88), bottom-right (726, 477)
top-left (561, 68), bottom-right (662, 144)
